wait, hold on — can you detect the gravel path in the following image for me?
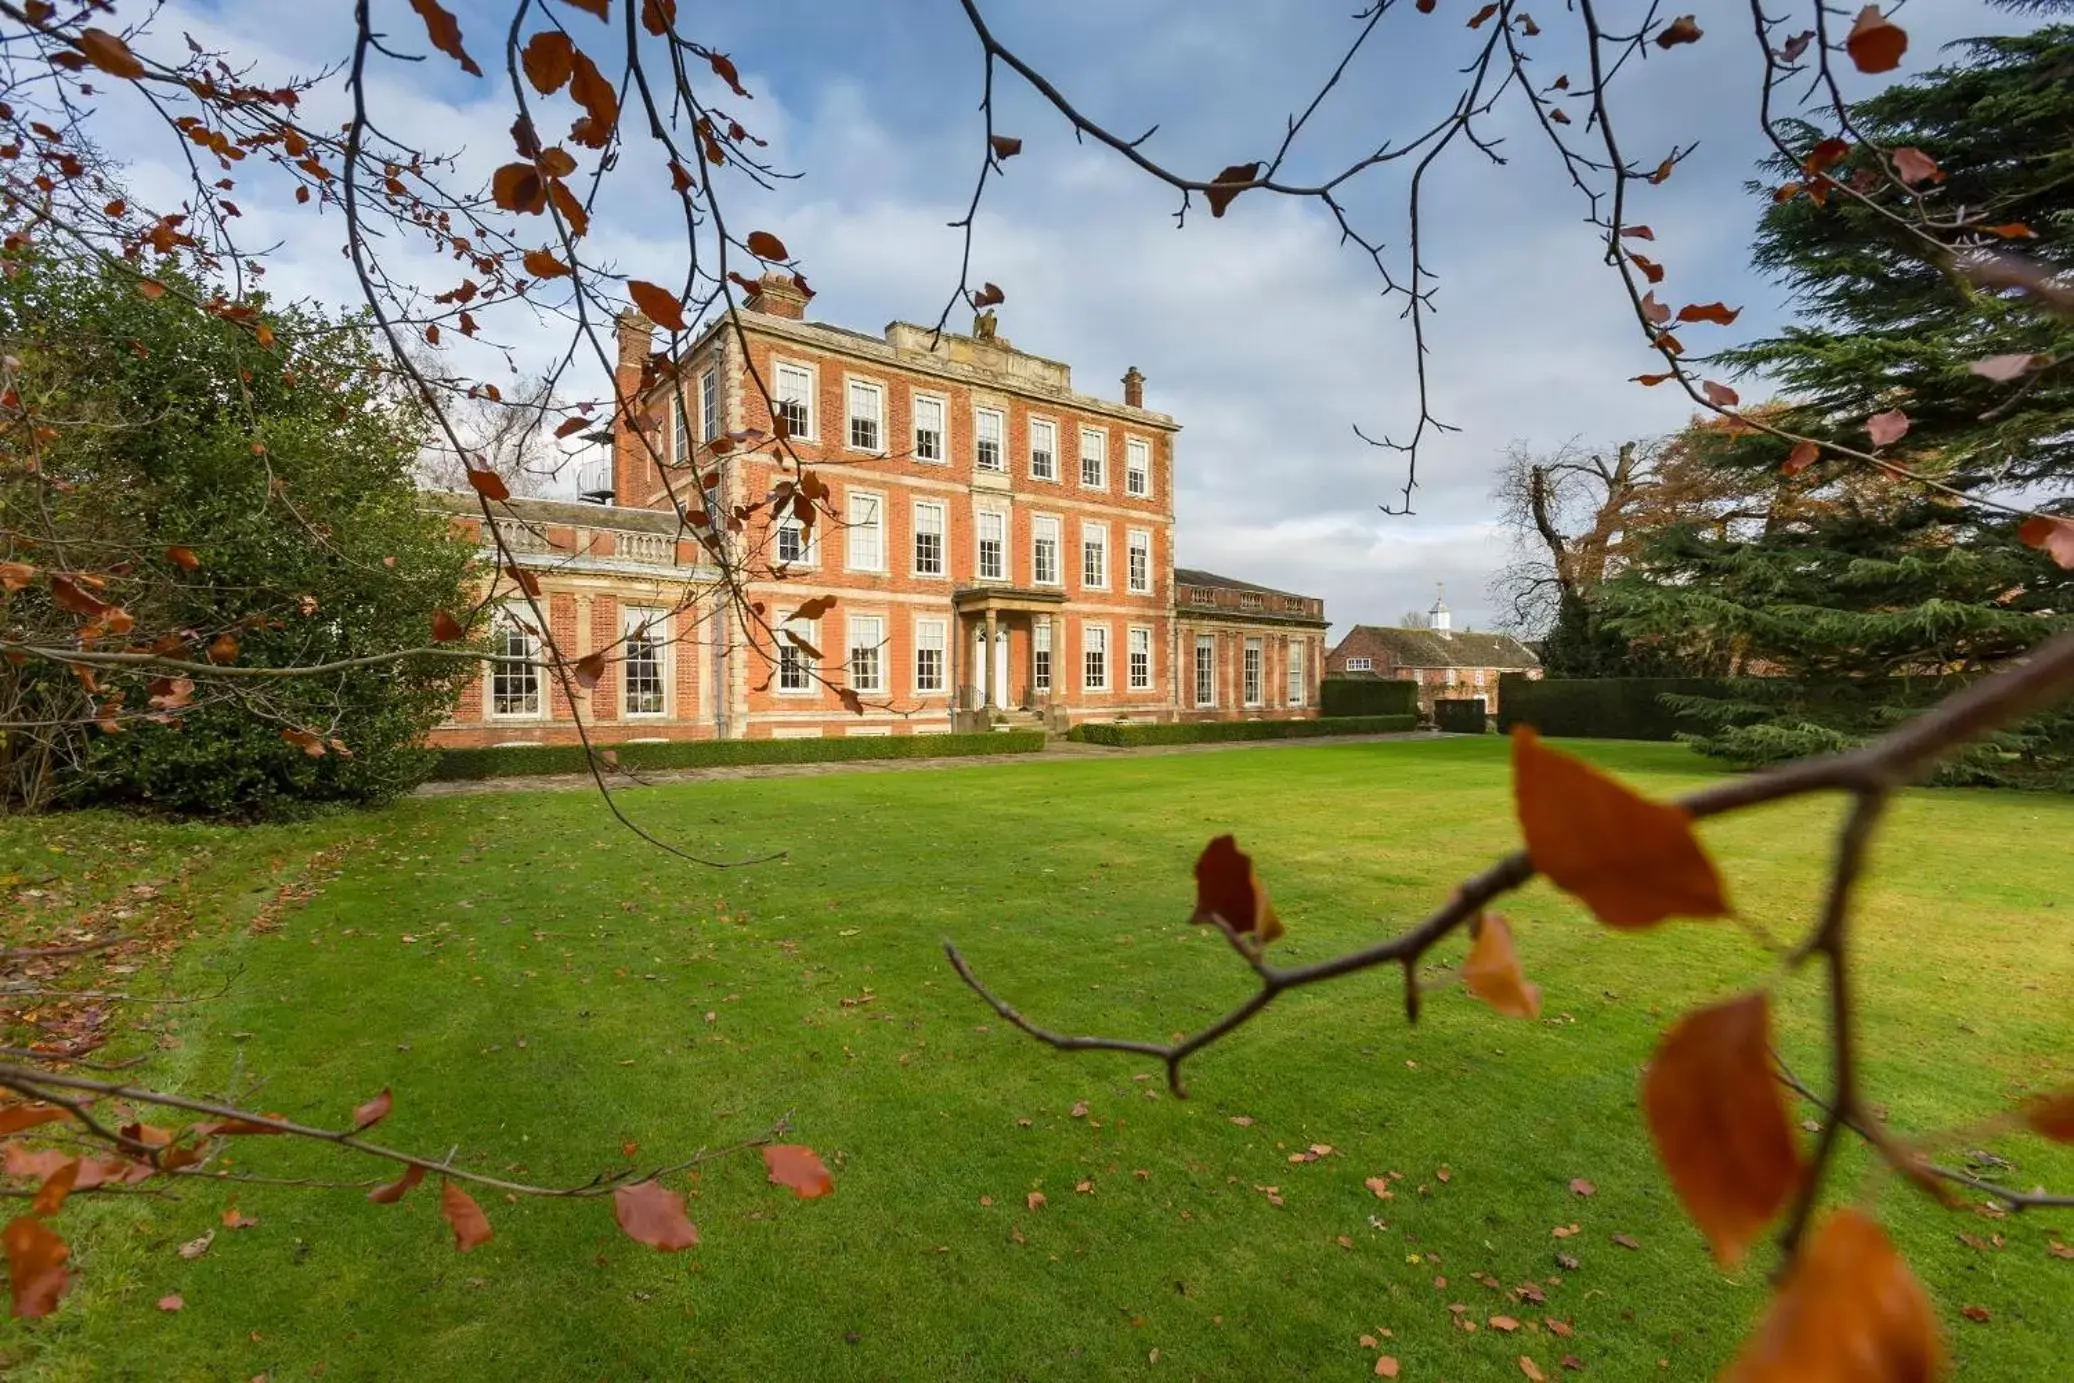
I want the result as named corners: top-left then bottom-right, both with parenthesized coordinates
top-left (412, 730), bottom-right (1439, 798)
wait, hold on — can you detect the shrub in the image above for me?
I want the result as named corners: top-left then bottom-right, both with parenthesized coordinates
top-left (1433, 698), bottom-right (1488, 734)
top-left (1497, 675), bottom-right (1733, 741)
top-left (1320, 678), bottom-right (1419, 718)
top-left (427, 731), bottom-right (1045, 781)
top-left (1071, 715), bottom-right (1416, 747)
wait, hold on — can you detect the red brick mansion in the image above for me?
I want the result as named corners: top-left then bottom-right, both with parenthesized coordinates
top-left (428, 277), bottom-right (1328, 747)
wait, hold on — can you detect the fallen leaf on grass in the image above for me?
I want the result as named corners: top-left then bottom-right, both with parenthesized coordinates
top-left (1520, 1358), bottom-right (1547, 1381)
top-left (1230, 1115), bottom-right (1254, 1127)
top-left (1491, 1314), bottom-right (1522, 1331)
top-left (157, 1294), bottom-right (184, 1312)
top-left (1026, 1192), bottom-right (1046, 1211)
top-left (1365, 1176), bottom-right (1395, 1199)
top-left (1569, 1178), bottom-right (1596, 1197)
top-left (1376, 1358), bottom-right (1400, 1378)
top-left (1552, 1223), bottom-right (1581, 1238)
top-left (177, 1230), bottom-right (215, 1260)
top-left (1612, 1233), bottom-right (1640, 1250)
top-left (1069, 1100), bottom-right (1089, 1119)
top-left (1961, 1305), bottom-right (1991, 1323)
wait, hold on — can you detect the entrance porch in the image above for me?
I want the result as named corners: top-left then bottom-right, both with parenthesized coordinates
top-left (950, 587), bottom-right (1068, 734)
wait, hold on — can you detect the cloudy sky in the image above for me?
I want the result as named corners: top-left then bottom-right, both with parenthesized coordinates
top-left (100, 0), bottom-right (2027, 637)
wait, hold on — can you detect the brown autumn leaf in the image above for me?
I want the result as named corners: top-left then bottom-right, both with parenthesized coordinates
top-left (2021, 1088), bottom-right (2074, 1142)
top-left (195, 1113), bottom-right (289, 1136)
top-left (763, 1144), bottom-right (834, 1199)
top-left (1463, 913), bottom-right (1541, 1019)
top-left (281, 728), bottom-right (327, 758)
top-left (1961, 1304), bottom-right (1991, 1324)
top-left (1642, 993), bottom-right (1803, 1264)
top-left (1782, 441), bottom-right (1821, 477)
top-left (440, 1180), bottom-right (493, 1252)
top-left (156, 1293), bottom-right (184, 1312)
top-left (1490, 1314), bottom-right (1522, 1331)
top-left (1845, 6), bottom-right (1908, 74)
top-left (561, 0), bottom-right (609, 18)
top-left (409, 0), bottom-right (481, 77)
top-left (1970, 353), bottom-right (2041, 383)
top-left (30, 1162), bottom-right (79, 1218)
top-left (1026, 1191), bottom-right (1046, 1211)
top-left (1628, 252), bottom-right (1664, 284)
top-left (49, 574), bottom-right (111, 618)
top-left (1620, 225), bottom-right (1655, 241)
top-left (990, 134), bottom-right (1023, 160)
top-left (165, 545), bottom-right (201, 572)
top-left (1511, 726), bottom-right (1728, 928)
top-left (640, 0), bottom-right (675, 35)
top-left (612, 1180), bottom-right (700, 1251)
top-left (78, 27), bottom-right (145, 79)
top-left (1981, 222), bottom-right (2037, 239)
top-left (221, 1204), bottom-right (258, 1229)
top-left (1204, 162), bottom-right (1262, 218)
top-left (522, 249), bottom-right (572, 280)
top-left (1653, 15), bottom-right (1702, 48)
top-left (492, 162), bottom-right (548, 215)
top-left (1676, 302), bottom-right (1740, 326)
top-left (1647, 154), bottom-right (1676, 185)
top-left (1638, 291), bottom-right (1670, 327)
top-left (1467, 3), bottom-right (1499, 28)
top-left (706, 50), bottom-right (750, 98)
top-left (465, 466), bottom-right (510, 502)
top-left (0, 561), bottom-right (34, 593)
top-left (2017, 515), bottom-right (2074, 570)
top-left (1190, 834), bottom-right (1285, 946)
top-left (4, 1147), bottom-right (148, 1189)
top-left (535, 145), bottom-right (578, 179)
top-left (628, 280), bottom-right (686, 333)
top-left (1891, 147), bottom-right (1942, 186)
top-left (1702, 380), bottom-right (1740, 408)
top-left (1518, 1357), bottom-right (1547, 1382)
top-left (567, 50), bottom-right (618, 147)
top-left (793, 594), bottom-right (838, 621)
top-left (1376, 1358), bottom-right (1401, 1379)
top-left (431, 609), bottom-right (466, 643)
top-left (206, 632), bottom-right (239, 664)
top-left (746, 230), bottom-right (789, 261)
top-left (3, 1214), bottom-right (70, 1319)
top-left (1631, 373), bottom-right (1673, 387)
top-left (521, 29), bottom-right (575, 93)
top-left (351, 1088), bottom-right (392, 1131)
top-left (1569, 1177), bottom-right (1596, 1198)
top-left (1867, 409), bottom-right (1911, 447)
top-left (573, 651), bottom-right (607, 689)
top-left (1724, 1209), bottom-right (1940, 1380)
top-left (554, 415), bottom-right (591, 439)
top-left (367, 1163), bottom-right (427, 1205)
top-left (0, 1107), bottom-right (68, 1136)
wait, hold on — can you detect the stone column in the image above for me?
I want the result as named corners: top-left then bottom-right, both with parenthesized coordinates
top-left (983, 608), bottom-right (999, 711)
top-left (1049, 615), bottom-right (1063, 706)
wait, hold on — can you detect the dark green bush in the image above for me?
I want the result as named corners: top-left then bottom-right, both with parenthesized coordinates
top-left (1320, 678), bottom-right (1419, 718)
top-left (1071, 715), bottom-right (1416, 747)
top-left (1497, 675), bottom-right (1734, 741)
top-left (1433, 698), bottom-right (1488, 734)
top-left (428, 731), bottom-right (1045, 781)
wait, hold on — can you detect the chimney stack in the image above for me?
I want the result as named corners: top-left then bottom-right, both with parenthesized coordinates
top-left (1122, 365), bottom-right (1145, 409)
top-left (611, 310), bottom-right (656, 508)
top-left (744, 271), bottom-right (810, 320)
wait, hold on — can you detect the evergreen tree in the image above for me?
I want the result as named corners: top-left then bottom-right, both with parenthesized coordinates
top-left (1601, 16), bottom-right (2074, 786)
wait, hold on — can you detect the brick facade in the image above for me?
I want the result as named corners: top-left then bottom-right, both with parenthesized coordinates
top-left (431, 280), bottom-right (1327, 745)
top-left (1323, 621), bottom-right (1541, 719)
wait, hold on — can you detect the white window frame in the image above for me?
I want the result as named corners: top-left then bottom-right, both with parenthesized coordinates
top-left (1082, 622), bottom-right (1109, 692)
top-left (911, 499), bottom-right (946, 578)
top-left (1243, 638), bottom-right (1263, 708)
top-left (1125, 436), bottom-right (1150, 497)
top-left (1345, 656), bottom-right (1373, 672)
top-left (1128, 626), bottom-right (1152, 691)
top-left (772, 360), bottom-right (815, 441)
top-left (489, 609), bottom-right (542, 718)
top-left (847, 614), bottom-right (886, 695)
top-left (914, 617), bottom-right (947, 694)
top-left (1079, 426), bottom-right (1107, 490)
top-left (1080, 521), bottom-right (1109, 591)
top-left (976, 508), bottom-right (1007, 582)
top-left (1126, 528), bottom-right (1152, 594)
top-left (1194, 635), bottom-right (1217, 708)
top-left (1029, 417), bottom-right (1058, 482)
top-left (623, 607), bottom-right (668, 717)
top-left (1033, 619), bottom-right (1052, 693)
top-left (1031, 514), bottom-right (1062, 587)
top-left (670, 393), bottom-right (689, 467)
top-left (974, 405), bottom-right (1006, 472)
top-left (700, 367), bottom-right (720, 442)
top-left (846, 377), bottom-right (886, 454)
top-left (773, 508), bottom-right (816, 568)
top-left (912, 391), bottom-right (947, 464)
top-left (1287, 638), bottom-right (1306, 707)
top-left (844, 488), bottom-right (886, 574)
top-left (777, 611), bottom-right (818, 695)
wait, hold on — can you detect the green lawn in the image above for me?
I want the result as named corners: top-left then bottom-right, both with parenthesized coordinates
top-left (4, 738), bottom-right (2071, 1380)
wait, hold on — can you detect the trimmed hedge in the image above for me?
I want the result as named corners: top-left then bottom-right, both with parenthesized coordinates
top-left (1497, 675), bottom-right (1730, 741)
top-left (1071, 714), bottom-right (1417, 747)
top-left (1320, 677), bottom-right (1419, 718)
top-left (1433, 698), bottom-right (1488, 734)
top-left (428, 730), bottom-right (1046, 781)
